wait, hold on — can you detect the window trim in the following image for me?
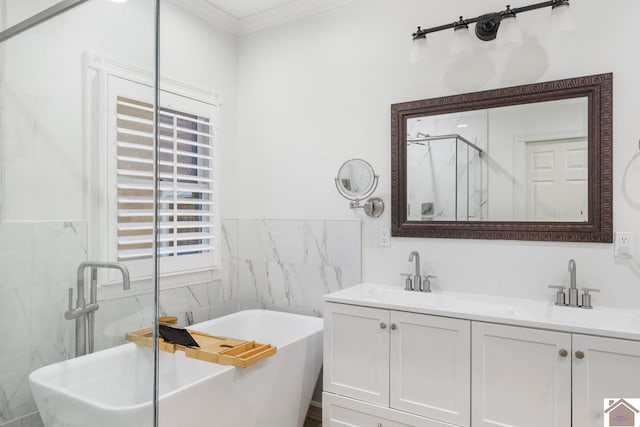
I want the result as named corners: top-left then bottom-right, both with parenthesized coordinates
top-left (84, 51), bottom-right (221, 300)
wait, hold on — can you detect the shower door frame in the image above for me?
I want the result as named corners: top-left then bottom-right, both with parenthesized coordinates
top-left (0, 0), bottom-right (91, 43)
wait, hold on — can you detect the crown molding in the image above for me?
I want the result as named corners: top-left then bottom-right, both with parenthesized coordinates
top-left (167, 0), bottom-right (239, 35)
top-left (239, 0), bottom-right (357, 36)
top-left (169, 0), bottom-right (357, 36)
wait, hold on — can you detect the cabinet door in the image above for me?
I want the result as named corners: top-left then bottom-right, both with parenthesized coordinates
top-left (323, 392), bottom-right (459, 427)
top-left (472, 322), bottom-right (571, 427)
top-left (573, 334), bottom-right (640, 427)
top-left (324, 303), bottom-right (390, 406)
top-left (390, 311), bottom-right (470, 426)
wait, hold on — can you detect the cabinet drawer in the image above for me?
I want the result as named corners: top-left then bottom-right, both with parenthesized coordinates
top-left (323, 393), bottom-right (459, 427)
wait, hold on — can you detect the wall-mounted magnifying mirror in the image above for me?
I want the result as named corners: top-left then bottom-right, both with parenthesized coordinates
top-left (335, 159), bottom-right (385, 218)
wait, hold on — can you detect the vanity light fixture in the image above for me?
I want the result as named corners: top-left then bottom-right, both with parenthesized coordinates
top-left (549, 0), bottom-right (575, 33)
top-left (410, 0), bottom-right (573, 60)
top-left (496, 5), bottom-right (523, 47)
top-left (451, 17), bottom-right (475, 56)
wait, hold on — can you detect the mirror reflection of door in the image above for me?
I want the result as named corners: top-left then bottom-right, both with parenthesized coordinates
top-left (524, 138), bottom-right (588, 221)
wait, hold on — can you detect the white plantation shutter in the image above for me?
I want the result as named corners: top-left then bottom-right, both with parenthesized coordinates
top-left (115, 95), bottom-right (215, 262)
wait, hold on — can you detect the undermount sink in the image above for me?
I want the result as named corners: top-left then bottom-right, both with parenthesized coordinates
top-left (513, 301), bottom-right (640, 330)
top-left (326, 283), bottom-right (640, 340)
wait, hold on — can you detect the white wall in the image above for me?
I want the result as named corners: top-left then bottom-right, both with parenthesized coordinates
top-left (237, 0), bottom-right (640, 309)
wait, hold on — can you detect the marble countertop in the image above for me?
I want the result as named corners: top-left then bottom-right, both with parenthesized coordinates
top-left (325, 283), bottom-right (640, 341)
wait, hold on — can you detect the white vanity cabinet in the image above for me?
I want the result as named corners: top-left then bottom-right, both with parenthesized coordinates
top-left (472, 322), bottom-right (640, 427)
top-left (324, 302), bottom-right (471, 427)
top-left (324, 303), bottom-right (390, 406)
top-left (324, 284), bottom-right (640, 427)
top-left (572, 334), bottom-right (640, 427)
top-left (471, 322), bottom-right (572, 427)
top-left (323, 392), bottom-right (459, 427)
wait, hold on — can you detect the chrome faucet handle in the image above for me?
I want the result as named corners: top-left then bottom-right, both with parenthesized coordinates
top-left (64, 288), bottom-right (82, 320)
top-left (580, 287), bottom-right (600, 310)
top-left (548, 285), bottom-right (567, 306)
top-left (67, 288), bottom-right (74, 311)
top-left (420, 275), bottom-right (437, 293)
top-left (401, 273), bottom-right (413, 291)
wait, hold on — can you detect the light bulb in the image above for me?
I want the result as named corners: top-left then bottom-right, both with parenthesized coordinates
top-left (549, 2), bottom-right (575, 33)
top-left (410, 36), bottom-right (428, 65)
top-left (451, 25), bottom-right (474, 56)
top-left (497, 14), bottom-right (523, 47)
top-left (109, 0), bottom-right (128, 3)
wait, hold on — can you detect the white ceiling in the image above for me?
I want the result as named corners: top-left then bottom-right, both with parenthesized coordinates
top-left (205, 0), bottom-right (298, 19)
top-left (171, 0), bottom-right (356, 36)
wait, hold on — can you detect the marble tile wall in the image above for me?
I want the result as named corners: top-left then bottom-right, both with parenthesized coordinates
top-left (0, 220), bottom-right (237, 427)
top-left (0, 218), bottom-right (360, 426)
top-left (231, 219), bottom-right (362, 317)
top-left (0, 221), bottom-right (86, 427)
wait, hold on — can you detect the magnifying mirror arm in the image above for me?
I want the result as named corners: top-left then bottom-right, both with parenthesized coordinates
top-left (349, 200), bottom-right (366, 209)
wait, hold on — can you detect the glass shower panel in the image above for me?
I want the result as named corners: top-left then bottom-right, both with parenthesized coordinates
top-left (455, 140), bottom-right (484, 221)
top-left (456, 139), bottom-right (469, 221)
top-left (0, 0), bottom-right (65, 29)
top-left (468, 145), bottom-right (484, 220)
top-left (407, 135), bottom-right (485, 222)
top-left (0, 1), bottom-right (158, 426)
top-left (407, 136), bottom-right (460, 221)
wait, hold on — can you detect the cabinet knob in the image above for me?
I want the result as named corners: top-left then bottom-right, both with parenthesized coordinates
top-left (379, 322), bottom-right (387, 330)
top-left (575, 351), bottom-right (585, 360)
top-left (559, 349), bottom-right (568, 358)
top-left (390, 323), bottom-right (397, 330)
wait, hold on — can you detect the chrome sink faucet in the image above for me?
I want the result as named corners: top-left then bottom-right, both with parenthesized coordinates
top-left (408, 251), bottom-right (421, 290)
top-left (568, 259), bottom-right (578, 307)
top-left (403, 251), bottom-right (437, 292)
top-left (65, 261), bottom-right (131, 357)
top-left (548, 259), bottom-right (600, 309)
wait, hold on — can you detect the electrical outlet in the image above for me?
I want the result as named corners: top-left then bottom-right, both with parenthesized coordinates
top-left (615, 232), bottom-right (634, 257)
top-left (379, 227), bottom-right (391, 247)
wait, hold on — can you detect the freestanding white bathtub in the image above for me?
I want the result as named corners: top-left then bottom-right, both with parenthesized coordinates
top-left (30, 310), bottom-right (324, 427)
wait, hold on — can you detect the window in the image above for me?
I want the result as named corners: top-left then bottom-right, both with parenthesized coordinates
top-left (116, 97), bottom-right (214, 260)
top-left (100, 75), bottom-right (219, 285)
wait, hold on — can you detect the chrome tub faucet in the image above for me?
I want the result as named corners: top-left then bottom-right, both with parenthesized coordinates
top-left (65, 261), bottom-right (131, 357)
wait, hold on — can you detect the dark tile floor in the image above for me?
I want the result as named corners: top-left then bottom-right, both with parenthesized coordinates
top-left (303, 405), bottom-right (322, 427)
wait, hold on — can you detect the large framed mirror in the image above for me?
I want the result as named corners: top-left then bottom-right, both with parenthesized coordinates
top-left (391, 73), bottom-right (612, 242)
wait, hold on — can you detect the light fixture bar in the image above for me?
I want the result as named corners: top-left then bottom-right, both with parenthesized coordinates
top-left (412, 1), bottom-right (566, 41)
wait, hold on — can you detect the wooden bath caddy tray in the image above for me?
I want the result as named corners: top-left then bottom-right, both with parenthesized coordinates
top-left (125, 327), bottom-right (277, 368)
